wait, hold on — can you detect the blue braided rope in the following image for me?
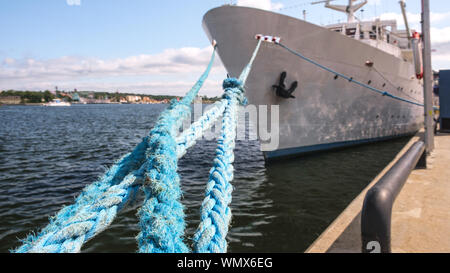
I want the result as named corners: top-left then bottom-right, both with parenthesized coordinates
top-left (239, 39), bottom-right (262, 84)
top-left (277, 42), bottom-right (425, 107)
top-left (136, 48), bottom-right (216, 253)
top-left (180, 48), bottom-right (216, 107)
top-left (14, 48), bottom-right (217, 253)
top-left (136, 102), bottom-right (190, 253)
top-left (14, 139), bottom-right (148, 253)
top-left (192, 79), bottom-right (245, 253)
top-left (176, 99), bottom-right (228, 159)
top-left (193, 40), bottom-right (262, 253)
top-left (24, 168), bottom-right (144, 253)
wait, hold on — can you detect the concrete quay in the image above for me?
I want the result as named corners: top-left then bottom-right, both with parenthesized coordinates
top-left (306, 132), bottom-right (450, 253)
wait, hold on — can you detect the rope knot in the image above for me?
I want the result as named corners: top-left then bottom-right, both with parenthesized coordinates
top-left (222, 78), bottom-right (243, 89)
top-left (222, 78), bottom-right (247, 105)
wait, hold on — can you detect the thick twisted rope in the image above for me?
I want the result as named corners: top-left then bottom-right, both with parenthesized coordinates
top-left (192, 79), bottom-right (244, 253)
top-left (136, 49), bottom-right (217, 253)
top-left (14, 39), bottom-right (262, 253)
top-left (193, 39), bottom-right (262, 253)
top-left (136, 102), bottom-right (191, 253)
top-left (14, 139), bottom-right (148, 253)
top-left (25, 170), bottom-right (144, 253)
top-left (176, 99), bottom-right (228, 158)
top-left (14, 48), bottom-right (217, 253)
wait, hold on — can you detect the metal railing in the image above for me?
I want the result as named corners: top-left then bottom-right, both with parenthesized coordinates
top-left (361, 141), bottom-right (425, 253)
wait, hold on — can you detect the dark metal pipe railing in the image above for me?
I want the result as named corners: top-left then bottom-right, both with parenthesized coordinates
top-left (361, 141), bottom-right (425, 253)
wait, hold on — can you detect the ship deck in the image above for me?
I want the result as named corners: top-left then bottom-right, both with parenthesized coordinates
top-left (306, 131), bottom-right (450, 253)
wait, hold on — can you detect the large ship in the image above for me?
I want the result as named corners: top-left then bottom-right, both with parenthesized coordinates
top-left (202, 0), bottom-right (425, 161)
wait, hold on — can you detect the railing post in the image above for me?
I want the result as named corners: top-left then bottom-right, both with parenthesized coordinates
top-left (422, 0), bottom-right (434, 154)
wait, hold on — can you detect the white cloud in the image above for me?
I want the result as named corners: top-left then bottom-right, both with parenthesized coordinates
top-left (2, 58), bottom-right (15, 65)
top-left (371, 11), bottom-right (450, 68)
top-left (66, 0), bottom-right (81, 6)
top-left (432, 53), bottom-right (450, 70)
top-left (236, 0), bottom-right (283, 11)
top-left (431, 42), bottom-right (450, 70)
top-left (374, 11), bottom-right (450, 45)
top-left (271, 2), bottom-right (284, 11)
top-left (0, 46), bottom-right (227, 96)
top-left (430, 27), bottom-right (450, 44)
top-left (0, 47), bottom-right (220, 80)
top-left (367, 0), bottom-right (382, 6)
top-left (378, 12), bottom-right (420, 29)
top-left (377, 11), bottom-right (450, 30)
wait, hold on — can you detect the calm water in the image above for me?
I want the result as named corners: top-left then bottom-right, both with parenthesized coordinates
top-left (0, 104), bottom-right (409, 253)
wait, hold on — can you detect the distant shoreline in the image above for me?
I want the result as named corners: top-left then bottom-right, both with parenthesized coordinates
top-left (0, 102), bottom-right (217, 106)
top-left (0, 90), bottom-right (220, 106)
top-left (0, 103), bottom-right (168, 106)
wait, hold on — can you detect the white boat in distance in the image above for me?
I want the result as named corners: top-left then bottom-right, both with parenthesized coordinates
top-left (43, 99), bottom-right (71, 107)
top-left (202, 0), bottom-right (425, 161)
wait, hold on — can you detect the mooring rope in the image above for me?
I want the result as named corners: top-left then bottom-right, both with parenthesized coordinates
top-left (176, 99), bottom-right (228, 159)
top-left (14, 38), bottom-right (262, 253)
top-left (193, 40), bottom-right (262, 253)
top-left (136, 101), bottom-right (197, 253)
top-left (371, 65), bottom-right (423, 104)
top-left (137, 40), bottom-right (262, 253)
top-left (277, 42), bottom-right (426, 107)
top-left (192, 79), bottom-right (243, 253)
top-left (14, 139), bottom-right (148, 253)
top-left (15, 48), bottom-right (217, 253)
top-left (135, 47), bottom-right (220, 253)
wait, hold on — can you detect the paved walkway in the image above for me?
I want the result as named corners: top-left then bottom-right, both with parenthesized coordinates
top-left (391, 133), bottom-right (450, 252)
top-left (307, 133), bottom-right (450, 253)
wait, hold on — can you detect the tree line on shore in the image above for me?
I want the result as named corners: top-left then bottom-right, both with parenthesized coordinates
top-left (0, 90), bottom-right (55, 103)
top-left (0, 90), bottom-right (219, 104)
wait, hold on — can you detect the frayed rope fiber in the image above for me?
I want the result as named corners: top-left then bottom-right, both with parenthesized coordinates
top-left (14, 39), bottom-right (262, 253)
top-left (192, 40), bottom-right (261, 253)
top-left (14, 48), bottom-right (216, 253)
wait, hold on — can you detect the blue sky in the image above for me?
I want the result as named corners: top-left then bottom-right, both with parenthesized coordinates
top-left (1, 0), bottom-right (450, 96)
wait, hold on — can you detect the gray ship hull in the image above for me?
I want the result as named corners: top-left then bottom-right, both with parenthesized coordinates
top-left (202, 6), bottom-right (424, 160)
